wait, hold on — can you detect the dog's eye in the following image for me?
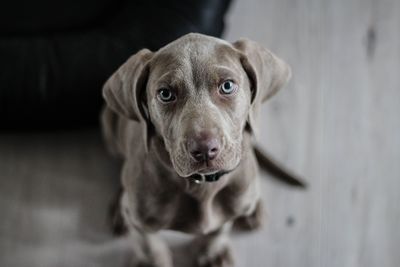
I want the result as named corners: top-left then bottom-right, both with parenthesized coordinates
top-left (219, 80), bottom-right (237, 95)
top-left (157, 88), bottom-right (176, 102)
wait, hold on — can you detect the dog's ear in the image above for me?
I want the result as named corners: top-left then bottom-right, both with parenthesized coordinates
top-left (102, 49), bottom-right (154, 151)
top-left (233, 39), bottom-right (291, 137)
top-left (102, 49), bottom-right (153, 121)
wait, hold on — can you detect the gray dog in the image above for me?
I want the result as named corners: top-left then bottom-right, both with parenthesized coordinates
top-left (101, 33), bottom-right (293, 267)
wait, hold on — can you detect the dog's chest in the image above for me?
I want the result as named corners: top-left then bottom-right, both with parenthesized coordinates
top-left (138, 179), bottom-right (257, 234)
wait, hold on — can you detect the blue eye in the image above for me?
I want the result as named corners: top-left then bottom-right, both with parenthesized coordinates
top-left (157, 88), bottom-right (176, 102)
top-left (219, 80), bottom-right (237, 94)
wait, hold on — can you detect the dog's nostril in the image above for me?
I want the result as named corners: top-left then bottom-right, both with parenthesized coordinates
top-left (191, 151), bottom-right (205, 161)
top-left (193, 151), bottom-right (203, 158)
top-left (207, 147), bottom-right (219, 160)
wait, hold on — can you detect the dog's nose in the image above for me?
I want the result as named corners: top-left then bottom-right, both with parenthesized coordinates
top-left (187, 133), bottom-right (220, 162)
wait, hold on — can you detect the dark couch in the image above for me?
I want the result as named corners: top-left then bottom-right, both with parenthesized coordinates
top-left (0, 0), bottom-right (231, 129)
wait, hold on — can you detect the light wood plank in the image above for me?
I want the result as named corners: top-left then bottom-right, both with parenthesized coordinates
top-left (225, 0), bottom-right (400, 266)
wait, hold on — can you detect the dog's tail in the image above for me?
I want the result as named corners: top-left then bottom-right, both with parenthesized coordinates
top-left (253, 145), bottom-right (307, 188)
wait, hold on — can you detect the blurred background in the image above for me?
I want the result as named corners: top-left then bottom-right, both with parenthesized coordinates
top-left (1, 0), bottom-right (399, 266)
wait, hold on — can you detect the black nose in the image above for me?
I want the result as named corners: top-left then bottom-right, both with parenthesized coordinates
top-left (187, 133), bottom-right (220, 162)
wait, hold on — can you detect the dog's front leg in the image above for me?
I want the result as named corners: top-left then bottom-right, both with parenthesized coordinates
top-left (192, 222), bottom-right (234, 267)
top-left (233, 199), bottom-right (264, 231)
top-left (119, 191), bottom-right (172, 267)
top-left (125, 227), bottom-right (172, 267)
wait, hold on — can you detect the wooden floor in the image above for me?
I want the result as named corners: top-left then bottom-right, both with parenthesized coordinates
top-left (1, 0), bottom-right (399, 266)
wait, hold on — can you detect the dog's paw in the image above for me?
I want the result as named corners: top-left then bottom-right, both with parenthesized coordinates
top-left (196, 246), bottom-right (234, 267)
top-left (129, 258), bottom-right (160, 267)
top-left (233, 201), bottom-right (264, 231)
top-left (129, 257), bottom-right (170, 267)
top-left (111, 209), bottom-right (128, 235)
top-left (135, 263), bottom-right (155, 267)
top-left (108, 188), bottom-right (128, 236)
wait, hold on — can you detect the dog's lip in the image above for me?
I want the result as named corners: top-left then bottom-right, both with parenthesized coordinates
top-left (191, 166), bottom-right (221, 176)
top-left (180, 165), bottom-right (221, 177)
top-left (179, 164), bottom-right (220, 177)
top-left (183, 165), bottom-right (234, 178)
top-left (181, 161), bottom-right (240, 178)
top-left (181, 170), bottom-right (219, 178)
top-left (197, 168), bottom-right (220, 175)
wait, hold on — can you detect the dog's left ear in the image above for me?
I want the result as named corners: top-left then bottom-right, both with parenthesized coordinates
top-left (233, 39), bottom-right (291, 137)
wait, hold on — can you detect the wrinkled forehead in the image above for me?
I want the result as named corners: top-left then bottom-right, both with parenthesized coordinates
top-left (148, 38), bottom-right (241, 87)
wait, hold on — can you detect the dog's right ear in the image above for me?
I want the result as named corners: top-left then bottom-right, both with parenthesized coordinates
top-left (102, 49), bottom-right (153, 121)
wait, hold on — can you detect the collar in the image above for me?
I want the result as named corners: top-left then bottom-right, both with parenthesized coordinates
top-left (189, 170), bottom-right (230, 184)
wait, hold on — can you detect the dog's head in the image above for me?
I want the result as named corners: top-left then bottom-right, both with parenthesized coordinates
top-left (103, 33), bottom-right (291, 178)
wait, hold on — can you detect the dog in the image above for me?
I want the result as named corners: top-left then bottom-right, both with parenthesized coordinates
top-left (101, 33), bottom-right (294, 267)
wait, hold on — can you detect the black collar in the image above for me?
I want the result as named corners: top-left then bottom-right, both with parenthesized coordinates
top-left (189, 170), bottom-right (230, 184)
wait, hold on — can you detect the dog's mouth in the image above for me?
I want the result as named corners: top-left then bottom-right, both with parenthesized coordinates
top-left (172, 145), bottom-right (241, 183)
top-left (189, 172), bottom-right (224, 183)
